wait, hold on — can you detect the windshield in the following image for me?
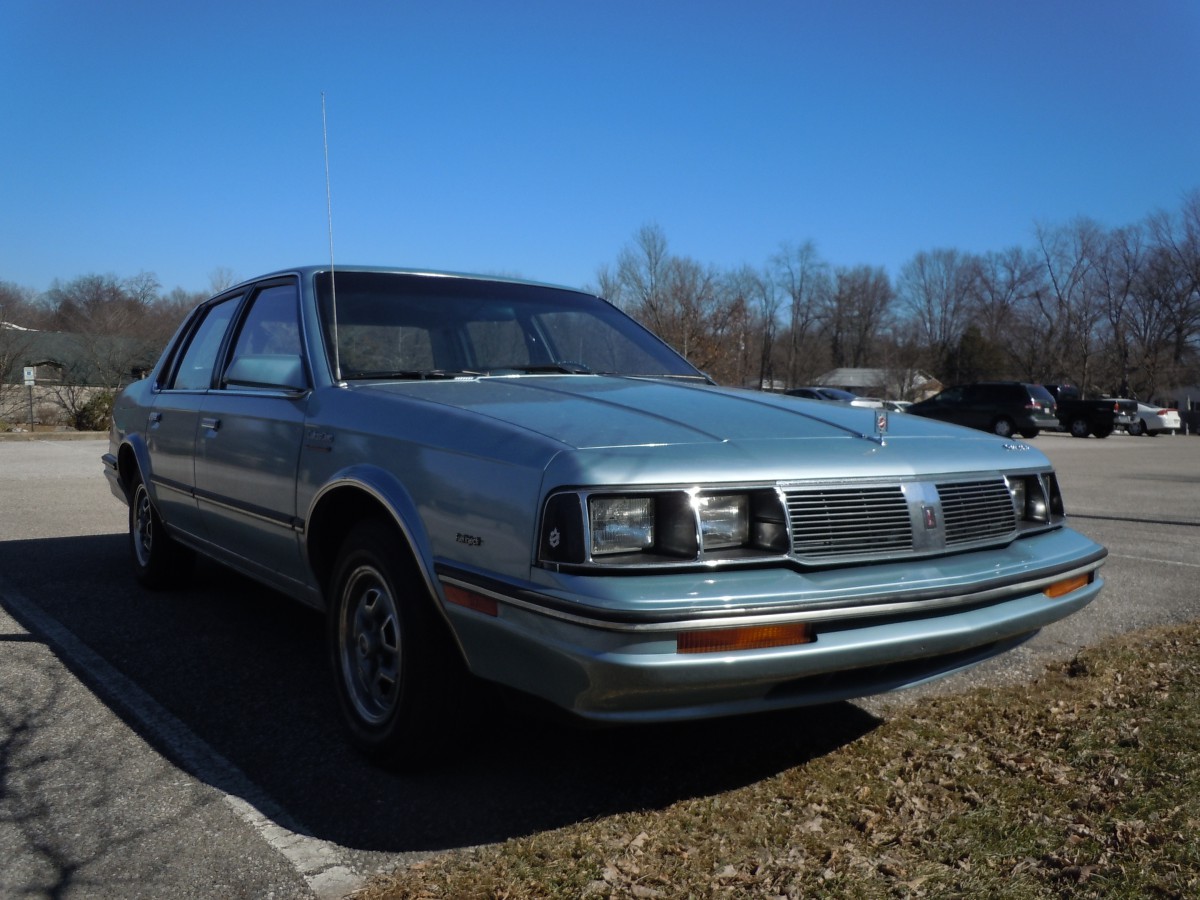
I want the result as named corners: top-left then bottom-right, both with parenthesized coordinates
top-left (315, 272), bottom-right (704, 382)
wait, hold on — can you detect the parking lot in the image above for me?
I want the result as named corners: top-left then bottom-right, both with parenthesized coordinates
top-left (1, 432), bottom-right (1197, 899)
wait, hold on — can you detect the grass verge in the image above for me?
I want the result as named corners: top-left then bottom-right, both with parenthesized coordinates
top-left (352, 622), bottom-right (1200, 899)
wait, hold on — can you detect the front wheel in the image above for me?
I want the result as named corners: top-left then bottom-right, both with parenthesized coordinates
top-left (327, 520), bottom-right (465, 767)
top-left (129, 475), bottom-right (194, 589)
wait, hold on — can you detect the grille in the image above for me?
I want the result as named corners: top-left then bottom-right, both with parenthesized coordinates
top-left (786, 485), bottom-right (913, 560)
top-left (938, 479), bottom-right (1017, 545)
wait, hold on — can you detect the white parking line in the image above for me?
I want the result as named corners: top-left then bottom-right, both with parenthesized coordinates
top-left (1108, 553), bottom-right (1200, 570)
top-left (0, 576), bottom-right (364, 900)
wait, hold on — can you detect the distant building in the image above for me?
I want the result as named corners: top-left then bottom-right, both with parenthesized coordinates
top-left (813, 368), bottom-right (941, 401)
top-left (1, 326), bottom-right (156, 387)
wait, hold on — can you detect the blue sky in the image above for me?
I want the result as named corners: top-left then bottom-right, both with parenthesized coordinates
top-left (3, 1), bottom-right (1198, 296)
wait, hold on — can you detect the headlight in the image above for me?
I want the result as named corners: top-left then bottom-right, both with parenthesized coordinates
top-left (539, 487), bottom-right (790, 570)
top-left (697, 494), bottom-right (750, 549)
top-left (590, 496), bottom-right (655, 555)
top-left (1006, 470), bottom-right (1065, 529)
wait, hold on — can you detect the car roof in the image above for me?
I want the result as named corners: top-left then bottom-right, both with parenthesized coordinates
top-left (224, 265), bottom-right (595, 299)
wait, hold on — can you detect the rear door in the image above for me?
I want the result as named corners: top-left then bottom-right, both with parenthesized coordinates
top-left (145, 294), bottom-right (243, 541)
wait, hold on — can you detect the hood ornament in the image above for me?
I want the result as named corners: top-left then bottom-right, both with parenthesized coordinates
top-left (860, 409), bottom-right (888, 446)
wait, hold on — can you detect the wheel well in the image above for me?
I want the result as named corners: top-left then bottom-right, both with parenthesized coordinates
top-left (306, 487), bottom-right (416, 593)
top-left (117, 444), bottom-right (140, 500)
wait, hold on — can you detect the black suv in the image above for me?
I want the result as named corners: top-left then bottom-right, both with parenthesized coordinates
top-left (907, 382), bottom-right (1058, 438)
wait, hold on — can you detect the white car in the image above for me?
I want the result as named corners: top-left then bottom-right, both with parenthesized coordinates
top-left (785, 387), bottom-right (885, 408)
top-left (1127, 403), bottom-right (1182, 436)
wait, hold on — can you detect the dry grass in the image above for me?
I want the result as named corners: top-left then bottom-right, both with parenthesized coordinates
top-left (352, 622), bottom-right (1200, 899)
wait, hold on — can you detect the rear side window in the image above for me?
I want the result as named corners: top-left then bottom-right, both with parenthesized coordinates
top-left (1028, 385), bottom-right (1055, 405)
top-left (168, 297), bottom-right (240, 391)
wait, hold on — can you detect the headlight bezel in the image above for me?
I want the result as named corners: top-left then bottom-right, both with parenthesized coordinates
top-left (539, 485), bottom-right (790, 570)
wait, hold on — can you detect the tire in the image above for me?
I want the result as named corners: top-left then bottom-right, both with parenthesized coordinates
top-left (1020, 429), bottom-right (1040, 439)
top-left (327, 520), bottom-right (465, 767)
top-left (129, 474), bottom-right (194, 589)
top-left (1094, 426), bottom-right (1113, 439)
top-left (1126, 419), bottom-right (1145, 437)
top-left (1069, 417), bottom-right (1091, 438)
top-left (992, 417), bottom-right (1015, 438)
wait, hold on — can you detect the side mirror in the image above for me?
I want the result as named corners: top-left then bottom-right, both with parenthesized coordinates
top-left (224, 354), bottom-right (308, 392)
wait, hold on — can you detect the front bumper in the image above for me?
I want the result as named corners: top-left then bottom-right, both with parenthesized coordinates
top-left (440, 526), bottom-right (1106, 722)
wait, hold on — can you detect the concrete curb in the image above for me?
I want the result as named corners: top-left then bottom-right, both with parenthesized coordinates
top-left (0, 431), bottom-right (108, 442)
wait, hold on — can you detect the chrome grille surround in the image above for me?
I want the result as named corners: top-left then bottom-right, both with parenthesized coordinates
top-left (783, 474), bottom-right (1022, 565)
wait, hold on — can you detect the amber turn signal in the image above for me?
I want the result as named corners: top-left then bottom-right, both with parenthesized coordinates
top-left (1043, 572), bottom-right (1092, 599)
top-left (677, 622), bottom-right (814, 654)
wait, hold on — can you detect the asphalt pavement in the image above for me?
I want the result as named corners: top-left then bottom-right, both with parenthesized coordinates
top-left (1, 431), bottom-right (1197, 898)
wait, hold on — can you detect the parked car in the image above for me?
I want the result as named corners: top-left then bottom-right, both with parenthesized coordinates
top-left (103, 266), bottom-right (1106, 767)
top-left (881, 400), bottom-right (912, 413)
top-left (785, 387), bottom-right (884, 408)
top-left (1127, 403), bottom-right (1182, 436)
top-left (1042, 384), bottom-right (1137, 439)
top-left (906, 382), bottom-right (1058, 438)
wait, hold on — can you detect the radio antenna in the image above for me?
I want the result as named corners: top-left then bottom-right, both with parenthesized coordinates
top-left (321, 92), bottom-right (342, 382)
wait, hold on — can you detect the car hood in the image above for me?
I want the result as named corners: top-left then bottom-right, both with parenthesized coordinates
top-left (355, 376), bottom-right (1034, 458)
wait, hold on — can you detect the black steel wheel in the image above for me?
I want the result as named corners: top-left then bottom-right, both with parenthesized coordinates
top-left (129, 473), bottom-right (194, 589)
top-left (327, 520), bottom-right (465, 767)
top-left (1069, 418), bottom-right (1091, 438)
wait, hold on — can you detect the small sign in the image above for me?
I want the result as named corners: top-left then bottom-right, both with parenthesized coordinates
top-left (23, 366), bottom-right (35, 386)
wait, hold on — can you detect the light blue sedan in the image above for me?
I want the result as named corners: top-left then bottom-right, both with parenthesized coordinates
top-left (103, 266), bottom-right (1106, 766)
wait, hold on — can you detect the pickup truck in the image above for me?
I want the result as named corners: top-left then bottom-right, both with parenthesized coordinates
top-left (1044, 384), bottom-right (1138, 438)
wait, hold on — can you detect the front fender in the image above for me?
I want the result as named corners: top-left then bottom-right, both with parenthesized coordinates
top-left (304, 464), bottom-right (437, 599)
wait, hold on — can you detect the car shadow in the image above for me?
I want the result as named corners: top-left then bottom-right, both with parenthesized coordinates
top-left (0, 533), bottom-right (882, 854)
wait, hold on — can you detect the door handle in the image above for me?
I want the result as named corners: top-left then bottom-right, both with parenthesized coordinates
top-left (200, 417), bottom-right (221, 431)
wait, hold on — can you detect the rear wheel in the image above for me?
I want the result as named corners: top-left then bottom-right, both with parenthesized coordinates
top-left (1019, 429), bottom-right (1040, 439)
top-left (991, 417), bottom-right (1015, 438)
top-left (1126, 419), bottom-right (1145, 436)
top-left (1069, 418), bottom-right (1091, 438)
top-left (327, 520), bottom-right (465, 767)
top-left (129, 474), bottom-right (194, 589)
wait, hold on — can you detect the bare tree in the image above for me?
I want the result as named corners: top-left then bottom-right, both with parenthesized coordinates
top-left (769, 241), bottom-right (827, 388)
top-left (1034, 219), bottom-right (1108, 390)
top-left (208, 267), bottom-right (239, 294)
top-left (615, 223), bottom-right (671, 331)
top-left (1, 282), bottom-right (39, 424)
top-left (897, 248), bottom-right (976, 378)
top-left (825, 265), bottom-right (894, 369)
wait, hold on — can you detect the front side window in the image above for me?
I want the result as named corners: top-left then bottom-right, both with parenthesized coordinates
top-left (168, 297), bottom-right (240, 391)
top-left (227, 283), bottom-right (301, 362)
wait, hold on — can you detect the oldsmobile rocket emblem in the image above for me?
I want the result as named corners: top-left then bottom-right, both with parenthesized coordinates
top-left (875, 410), bottom-right (888, 434)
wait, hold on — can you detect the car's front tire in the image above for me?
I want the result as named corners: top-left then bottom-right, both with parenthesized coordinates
top-left (327, 520), bottom-right (465, 767)
top-left (129, 474), bottom-right (194, 589)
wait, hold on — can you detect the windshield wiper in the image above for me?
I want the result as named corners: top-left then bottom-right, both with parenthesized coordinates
top-left (489, 362), bottom-right (592, 375)
top-left (345, 369), bottom-right (482, 381)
